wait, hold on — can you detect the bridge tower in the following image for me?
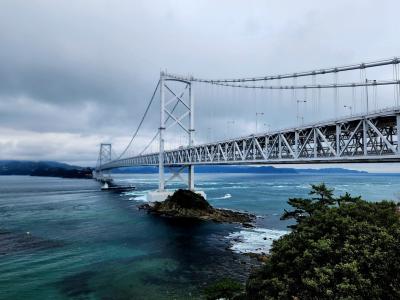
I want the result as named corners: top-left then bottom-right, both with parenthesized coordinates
top-left (158, 71), bottom-right (195, 192)
top-left (99, 143), bottom-right (112, 167)
top-left (95, 143), bottom-right (112, 182)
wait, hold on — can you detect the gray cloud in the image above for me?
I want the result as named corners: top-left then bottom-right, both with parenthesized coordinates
top-left (0, 0), bottom-right (399, 169)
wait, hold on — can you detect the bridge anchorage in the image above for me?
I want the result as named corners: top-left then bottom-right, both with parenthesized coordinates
top-left (96, 57), bottom-right (400, 200)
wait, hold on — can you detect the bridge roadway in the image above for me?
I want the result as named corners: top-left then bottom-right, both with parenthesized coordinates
top-left (99, 107), bottom-right (400, 170)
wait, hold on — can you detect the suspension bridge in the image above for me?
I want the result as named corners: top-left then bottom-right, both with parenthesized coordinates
top-left (95, 57), bottom-right (400, 200)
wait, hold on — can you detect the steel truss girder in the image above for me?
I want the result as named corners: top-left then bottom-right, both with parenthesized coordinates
top-left (100, 109), bottom-right (400, 170)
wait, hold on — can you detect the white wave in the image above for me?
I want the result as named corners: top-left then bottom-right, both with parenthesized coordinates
top-left (123, 190), bottom-right (152, 196)
top-left (203, 185), bottom-right (248, 191)
top-left (125, 190), bottom-right (153, 202)
top-left (212, 193), bottom-right (232, 200)
top-left (226, 228), bottom-right (288, 254)
top-left (133, 195), bottom-right (148, 201)
top-left (128, 195), bottom-right (148, 202)
top-left (196, 182), bottom-right (219, 186)
top-left (297, 184), bottom-right (310, 189)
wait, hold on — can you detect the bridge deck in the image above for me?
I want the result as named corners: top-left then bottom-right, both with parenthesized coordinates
top-left (99, 108), bottom-right (400, 170)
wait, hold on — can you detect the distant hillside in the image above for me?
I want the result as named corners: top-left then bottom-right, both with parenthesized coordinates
top-left (0, 160), bottom-right (367, 177)
top-left (0, 160), bottom-right (93, 179)
top-left (112, 165), bottom-right (367, 174)
top-left (297, 167), bottom-right (368, 174)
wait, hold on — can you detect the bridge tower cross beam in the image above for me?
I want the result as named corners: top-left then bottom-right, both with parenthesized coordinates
top-left (159, 72), bottom-right (195, 191)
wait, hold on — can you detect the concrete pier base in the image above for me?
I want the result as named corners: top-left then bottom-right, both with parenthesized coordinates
top-left (147, 190), bottom-right (207, 202)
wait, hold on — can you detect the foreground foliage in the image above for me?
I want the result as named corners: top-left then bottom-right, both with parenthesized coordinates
top-left (246, 183), bottom-right (400, 299)
top-left (204, 278), bottom-right (244, 300)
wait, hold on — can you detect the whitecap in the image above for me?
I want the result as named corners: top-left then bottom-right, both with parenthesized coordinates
top-left (128, 195), bottom-right (148, 202)
top-left (123, 190), bottom-right (152, 196)
top-left (212, 193), bottom-right (232, 200)
top-left (296, 185), bottom-right (309, 189)
top-left (226, 228), bottom-right (288, 254)
top-left (133, 195), bottom-right (147, 201)
top-left (125, 191), bottom-right (152, 202)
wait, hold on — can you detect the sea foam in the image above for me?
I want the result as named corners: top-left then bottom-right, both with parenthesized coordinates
top-left (125, 190), bottom-right (152, 202)
top-left (227, 228), bottom-right (288, 254)
top-left (212, 193), bottom-right (232, 200)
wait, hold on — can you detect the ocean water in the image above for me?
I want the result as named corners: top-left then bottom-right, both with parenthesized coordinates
top-left (1, 173), bottom-right (400, 299)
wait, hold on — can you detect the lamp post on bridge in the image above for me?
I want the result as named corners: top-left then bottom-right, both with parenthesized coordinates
top-left (263, 123), bottom-right (271, 132)
top-left (344, 105), bottom-right (353, 116)
top-left (256, 112), bottom-right (264, 133)
top-left (227, 120), bottom-right (235, 137)
top-left (206, 127), bottom-right (212, 141)
top-left (365, 78), bottom-right (377, 114)
top-left (297, 100), bottom-right (307, 126)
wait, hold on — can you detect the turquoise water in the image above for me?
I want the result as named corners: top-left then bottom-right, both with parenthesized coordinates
top-left (1, 173), bottom-right (400, 299)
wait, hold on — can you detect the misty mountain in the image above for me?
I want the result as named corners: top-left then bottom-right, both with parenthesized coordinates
top-left (0, 160), bottom-right (92, 178)
top-left (112, 165), bottom-right (367, 174)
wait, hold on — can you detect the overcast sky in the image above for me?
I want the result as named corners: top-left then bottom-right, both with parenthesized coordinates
top-left (0, 0), bottom-right (399, 172)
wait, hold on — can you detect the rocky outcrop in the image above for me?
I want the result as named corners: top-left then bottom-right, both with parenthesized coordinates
top-left (139, 189), bottom-right (254, 226)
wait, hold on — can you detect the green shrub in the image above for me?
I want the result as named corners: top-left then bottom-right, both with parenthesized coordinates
top-left (204, 278), bottom-right (244, 300)
top-left (245, 183), bottom-right (400, 299)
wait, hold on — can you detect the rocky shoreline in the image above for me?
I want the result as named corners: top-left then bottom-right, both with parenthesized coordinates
top-left (138, 189), bottom-right (281, 266)
top-left (138, 189), bottom-right (274, 298)
top-left (138, 189), bottom-right (255, 226)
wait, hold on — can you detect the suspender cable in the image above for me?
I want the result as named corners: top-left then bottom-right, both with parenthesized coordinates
top-left (117, 80), bottom-right (160, 159)
top-left (394, 63), bottom-right (400, 106)
top-left (318, 87), bottom-right (321, 118)
top-left (137, 85), bottom-right (186, 156)
top-left (334, 71), bottom-right (338, 118)
top-left (312, 74), bottom-right (316, 119)
top-left (373, 82), bottom-right (377, 110)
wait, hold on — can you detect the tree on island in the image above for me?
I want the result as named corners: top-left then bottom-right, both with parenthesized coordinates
top-left (245, 183), bottom-right (400, 299)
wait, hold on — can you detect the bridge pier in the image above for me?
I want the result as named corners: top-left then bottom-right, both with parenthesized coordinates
top-left (188, 165), bottom-right (194, 190)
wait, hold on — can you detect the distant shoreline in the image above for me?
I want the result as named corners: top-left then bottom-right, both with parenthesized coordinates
top-left (0, 160), bottom-right (92, 179)
top-left (111, 165), bottom-right (368, 175)
top-left (4, 160), bottom-right (400, 179)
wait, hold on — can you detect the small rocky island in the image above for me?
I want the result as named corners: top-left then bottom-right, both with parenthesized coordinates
top-left (139, 189), bottom-right (255, 226)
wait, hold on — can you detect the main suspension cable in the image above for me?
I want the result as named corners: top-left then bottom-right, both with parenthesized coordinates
top-left (166, 57), bottom-right (399, 83)
top-left (195, 79), bottom-right (399, 90)
top-left (137, 85), bottom-right (187, 156)
top-left (117, 80), bottom-right (160, 159)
